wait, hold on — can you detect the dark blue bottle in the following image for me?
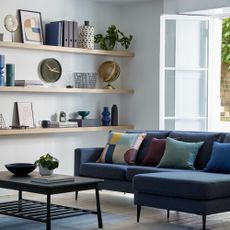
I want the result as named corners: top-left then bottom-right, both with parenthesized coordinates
top-left (101, 106), bottom-right (110, 126)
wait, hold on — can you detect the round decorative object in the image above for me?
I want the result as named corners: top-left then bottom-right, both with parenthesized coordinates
top-left (5, 163), bottom-right (36, 176)
top-left (40, 58), bottom-right (62, 83)
top-left (98, 61), bottom-right (120, 89)
top-left (4, 15), bottom-right (18, 32)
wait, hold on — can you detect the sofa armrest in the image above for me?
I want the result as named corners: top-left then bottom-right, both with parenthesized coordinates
top-left (74, 147), bottom-right (103, 176)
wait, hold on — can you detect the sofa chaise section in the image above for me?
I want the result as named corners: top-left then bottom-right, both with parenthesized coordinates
top-left (133, 171), bottom-right (230, 230)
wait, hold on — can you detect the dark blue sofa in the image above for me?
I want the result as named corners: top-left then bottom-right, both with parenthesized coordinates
top-left (74, 130), bottom-right (229, 229)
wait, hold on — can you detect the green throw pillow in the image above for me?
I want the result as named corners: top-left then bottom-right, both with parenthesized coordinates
top-left (157, 137), bottom-right (203, 170)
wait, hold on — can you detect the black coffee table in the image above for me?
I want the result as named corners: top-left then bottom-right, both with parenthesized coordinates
top-left (0, 171), bottom-right (103, 230)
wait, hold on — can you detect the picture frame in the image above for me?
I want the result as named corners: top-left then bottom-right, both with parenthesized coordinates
top-left (18, 9), bottom-right (43, 45)
top-left (16, 102), bottom-right (35, 128)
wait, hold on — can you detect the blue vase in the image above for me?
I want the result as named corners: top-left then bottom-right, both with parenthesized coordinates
top-left (0, 55), bottom-right (5, 86)
top-left (101, 106), bottom-right (110, 126)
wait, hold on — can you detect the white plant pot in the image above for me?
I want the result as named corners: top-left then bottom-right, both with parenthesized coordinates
top-left (39, 166), bottom-right (53, 176)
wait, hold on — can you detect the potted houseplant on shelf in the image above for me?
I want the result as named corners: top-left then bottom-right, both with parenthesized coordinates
top-left (35, 153), bottom-right (59, 176)
top-left (94, 25), bottom-right (133, 50)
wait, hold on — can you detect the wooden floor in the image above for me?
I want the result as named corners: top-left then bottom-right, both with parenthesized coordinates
top-left (0, 190), bottom-right (230, 230)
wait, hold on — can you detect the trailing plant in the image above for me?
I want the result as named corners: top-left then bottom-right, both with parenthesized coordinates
top-left (94, 25), bottom-right (133, 50)
top-left (222, 18), bottom-right (230, 69)
top-left (35, 153), bottom-right (59, 170)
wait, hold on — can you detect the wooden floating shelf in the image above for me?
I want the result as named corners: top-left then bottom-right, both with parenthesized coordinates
top-left (0, 86), bottom-right (134, 94)
top-left (0, 41), bottom-right (134, 58)
top-left (0, 125), bottom-right (134, 136)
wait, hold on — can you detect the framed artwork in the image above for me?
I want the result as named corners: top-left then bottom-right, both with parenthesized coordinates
top-left (18, 9), bottom-right (43, 45)
top-left (16, 102), bottom-right (35, 128)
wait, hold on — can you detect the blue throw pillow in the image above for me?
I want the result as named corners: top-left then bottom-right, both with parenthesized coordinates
top-left (203, 142), bottom-right (230, 173)
top-left (157, 137), bottom-right (203, 170)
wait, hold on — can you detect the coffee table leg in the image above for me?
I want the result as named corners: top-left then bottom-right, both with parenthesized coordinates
top-left (18, 190), bottom-right (22, 200)
top-left (95, 187), bottom-right (103, 228)
top-left (47, 194), bottom-right (51, 230)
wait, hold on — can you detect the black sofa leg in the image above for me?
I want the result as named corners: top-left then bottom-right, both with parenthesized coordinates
top-left (137, 205), bottom-right (141, 222)
top-left (75, 191), bottom-right (78, 200)
top-left (167, 210), bottom-right (170, 219)
top-left (202, 215), bottom-right (206, 230)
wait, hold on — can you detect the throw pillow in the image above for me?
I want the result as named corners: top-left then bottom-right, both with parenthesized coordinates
top-left (157, 137), bottom-right (204, 170)
top-left (97, 131), bottom-right (146, 164)
top-left (141, 138), bottom-right (166, 166)
top-left (203, 142), bottom-right (230, 173)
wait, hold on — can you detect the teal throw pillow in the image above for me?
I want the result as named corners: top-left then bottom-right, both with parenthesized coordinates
top-left (157, 137), bottom-right (204, 170)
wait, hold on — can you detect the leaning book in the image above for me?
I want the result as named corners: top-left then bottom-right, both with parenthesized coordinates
top-left (31, 175), bottom-right (75, 183)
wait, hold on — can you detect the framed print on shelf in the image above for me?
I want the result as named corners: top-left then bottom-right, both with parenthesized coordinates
top-left (16, 102), bottom-right (35, 128)
top-left (18, 9), bottom-right (43, 45)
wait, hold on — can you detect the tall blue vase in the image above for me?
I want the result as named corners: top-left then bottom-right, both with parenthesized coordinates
top-left (101, 106), bottom-right (110, 126)
top-left (0, 55), bottom-right (5, 86)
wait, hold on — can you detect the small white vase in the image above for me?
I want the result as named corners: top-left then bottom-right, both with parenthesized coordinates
top-left (39, 166), bottom-right (53, 176)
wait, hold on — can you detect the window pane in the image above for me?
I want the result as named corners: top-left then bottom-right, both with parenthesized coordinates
top-left (165, 19), bottom-right (208, 68)
top-left (165, 119), bottom-right (207, 131)
top-left (165, 70), bottom-right (208, 117)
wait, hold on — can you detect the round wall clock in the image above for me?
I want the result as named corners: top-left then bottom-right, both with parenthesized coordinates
top-left (40, 58), bottom-right (62, 83)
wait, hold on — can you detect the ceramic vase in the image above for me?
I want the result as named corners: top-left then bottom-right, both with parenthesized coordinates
top-left (0, 55), bottom-right (5, 86)
top-left (111, 104), bottom-right (118, 126)
top-left (78, 21), bottom-right (94, 49)
top-left (101, 106), bottom-right (110, 126)
top-left (39, 165), bottom-right (53, 176)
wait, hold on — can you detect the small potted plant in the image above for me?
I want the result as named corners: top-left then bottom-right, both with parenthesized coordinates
top-left (94, 25), bottom-right (133, 50)
top-left (35, 153), bottom-right (59, 176)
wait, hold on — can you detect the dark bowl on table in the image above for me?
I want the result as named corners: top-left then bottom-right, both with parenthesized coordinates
top-left (5, 163), bottom-right (36, 176)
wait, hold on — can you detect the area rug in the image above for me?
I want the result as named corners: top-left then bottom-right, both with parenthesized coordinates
top-left (0, 211), bottom-right (130, 230)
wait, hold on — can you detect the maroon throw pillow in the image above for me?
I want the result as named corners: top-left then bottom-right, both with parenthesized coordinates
top-left (141, 138), bottom-right (166, 166)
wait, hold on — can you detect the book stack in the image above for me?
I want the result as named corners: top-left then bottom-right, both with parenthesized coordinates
top-left (15, 80), bottom-right (44, 87)
top-left (58, 122), bottom-right (78, 128)
top-left (45, 21), bottom-right (78, 48)
top-left (31, 175), bottom-right (75, 184)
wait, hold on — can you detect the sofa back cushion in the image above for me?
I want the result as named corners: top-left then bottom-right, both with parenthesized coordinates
top-left (169, 131), bottom-right (222, 170)
top-left (127, 130), bottom-right (170, 165)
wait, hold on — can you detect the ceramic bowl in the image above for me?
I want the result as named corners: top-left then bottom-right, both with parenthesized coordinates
top-left (78, 111), bottom-right (90, 119)
top-left (5, 163), bottom-right (36, 176)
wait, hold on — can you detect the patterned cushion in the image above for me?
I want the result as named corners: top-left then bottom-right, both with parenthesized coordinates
top-left (98, 131), bottom-right (146, 164)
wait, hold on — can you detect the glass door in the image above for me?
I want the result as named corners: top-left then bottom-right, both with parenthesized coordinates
top-left (160, 15), bottom-right (211, 131)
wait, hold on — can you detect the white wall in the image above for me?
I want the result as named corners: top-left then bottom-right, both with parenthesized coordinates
top-left (0, 0), bottom-right (124, 195)
top-left (120, 0), bottom-right (163, 130)
top-left (163, 0), bottom-right (230, 14)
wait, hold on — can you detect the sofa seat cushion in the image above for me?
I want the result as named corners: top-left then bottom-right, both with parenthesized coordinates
top-left (126, 166), bottom-right (183, 181)
top-left (133, 171), bottom-right (230, 200)
top-left (80, 163), bottom-right (129, 180)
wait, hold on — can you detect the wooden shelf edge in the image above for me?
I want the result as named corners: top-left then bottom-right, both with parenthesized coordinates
top-left (0, 86), bottom-right (134, 94)
top-left (0, 41), bottom-right (134, 58)
top-left (0, 125), bottom-right (134, 136)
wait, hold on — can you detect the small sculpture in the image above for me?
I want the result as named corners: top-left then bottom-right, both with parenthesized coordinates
top-left (4, 15), bottom-right (18, 42)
